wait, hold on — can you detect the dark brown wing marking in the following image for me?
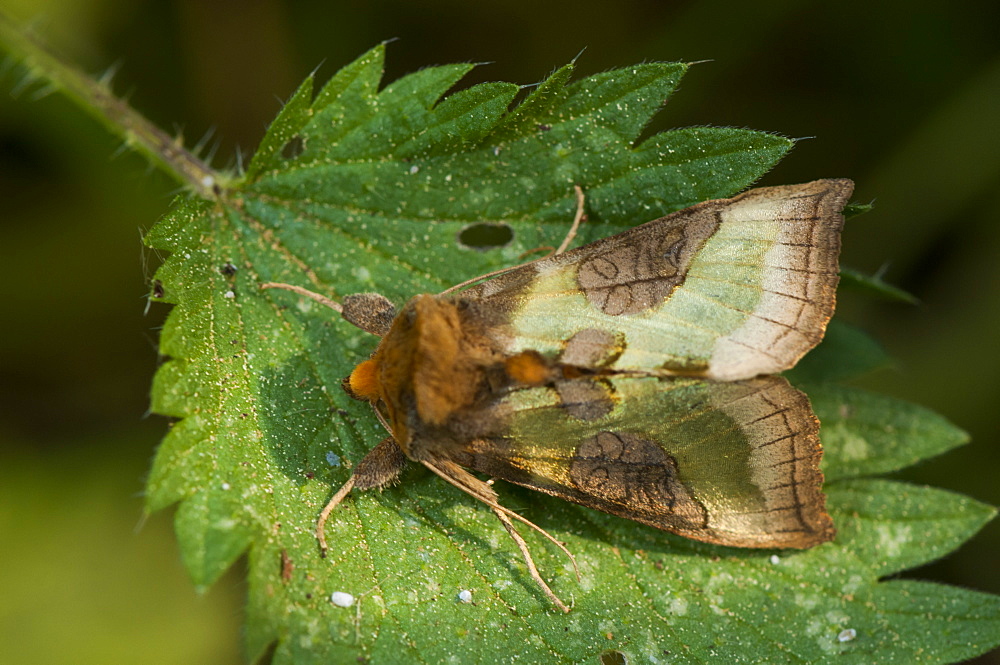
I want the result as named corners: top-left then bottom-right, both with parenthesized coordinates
top-left (559, 328), bottom-right (623, 367)
top-left (569, 431), bottom-right (709, 530)
top-left (575, 212), bottom-right (719, 316)
top-left (554, 378), bottom-right (616, 421)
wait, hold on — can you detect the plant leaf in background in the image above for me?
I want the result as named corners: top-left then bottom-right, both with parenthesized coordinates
top-left (6, 26), bottom-right (992, 661)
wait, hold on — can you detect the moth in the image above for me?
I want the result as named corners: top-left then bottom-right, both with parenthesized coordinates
top-left (264, 179), bottom-right (852, 612)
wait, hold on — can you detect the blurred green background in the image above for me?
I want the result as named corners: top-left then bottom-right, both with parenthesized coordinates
top-left (1, 1), bottom-right (997, 663)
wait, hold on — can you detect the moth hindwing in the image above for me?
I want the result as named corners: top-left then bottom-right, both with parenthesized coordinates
top-left (272, 179), bottom-right (852, 611)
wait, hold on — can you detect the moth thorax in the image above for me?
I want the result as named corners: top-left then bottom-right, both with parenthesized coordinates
top-left (347, 358), bottom-right (382, 402)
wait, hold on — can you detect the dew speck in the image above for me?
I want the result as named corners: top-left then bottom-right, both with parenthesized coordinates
top-left (330, 591), bottom-right (354, 607)
top-left (409, 165), bottom-right (420, 174)
top-left (223, 290), bottom-right (235, 299)
top-left (221, 482), bottom-right (231, 490)
top-left (769, 554), bottom-right (781, 565)
top-left (837, 628), bottom-right (857, 642)
top-left (325, 451), bottom-right (341, 467)
top-left (458, 589), bottom-right (473, 604)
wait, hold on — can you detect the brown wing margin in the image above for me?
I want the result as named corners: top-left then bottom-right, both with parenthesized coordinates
top-left (706, 179), bottom-right (854, 379)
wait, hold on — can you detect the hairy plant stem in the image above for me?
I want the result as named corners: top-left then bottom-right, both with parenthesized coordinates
top-left (0, 11), bottom-right (222, 199)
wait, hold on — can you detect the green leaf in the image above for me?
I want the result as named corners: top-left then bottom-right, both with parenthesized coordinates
top-left (843, 201), bottom-right (875, 219)
top-left (840, 265), bottom-right (920, 304)
top-left (135, 48), bottom-right (999, 664)
top-left (785, 320), bottom-right (890, 384)
top-left (810, 384), bottom-right (970, 482)
top-left (864, 581), bottom-right (1000, 664)
top-left (827, 479), bottom-right (996, 577)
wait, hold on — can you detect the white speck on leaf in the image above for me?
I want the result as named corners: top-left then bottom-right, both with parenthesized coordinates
top-left (458, 589), bottom-right (473, 603)
top-left (330, 591), bottom-right (354, 607)
top-left (325, 451), bottom-right (341, 467)
top-left (838, 628), bottom-right (857, 642)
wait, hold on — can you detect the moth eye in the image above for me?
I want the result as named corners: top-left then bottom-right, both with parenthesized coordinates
top-left (457, 222), bottom-right (513, 251)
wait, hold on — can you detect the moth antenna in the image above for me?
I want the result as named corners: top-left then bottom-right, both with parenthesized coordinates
top-left (261, 282), bottom-right (343, 313)
top-left (516, 245), bottom-right (555, 260)
top-left (439, 185), bottom-right (587, 295)
top-left (315, 475), bottom-right (357, 556)
top-left (422, 460), bottom-right (578, 611)
top-left (438, 263), bottom-right (525, 295)
top-left (554, 184), bottom-right (586, 255)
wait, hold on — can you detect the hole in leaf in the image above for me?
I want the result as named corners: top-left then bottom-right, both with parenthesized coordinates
top-left (281, 135), bottom-right (305, 160)
top-left (457, 222), bottom-right (514, 251)
top-left (600, 650), bottom-right (627, 665)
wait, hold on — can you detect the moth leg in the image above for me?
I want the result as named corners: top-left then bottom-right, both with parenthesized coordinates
top-left (316, 436), bottom-right (407, 556)
top-left (422, 459), bottom-right (577, 612)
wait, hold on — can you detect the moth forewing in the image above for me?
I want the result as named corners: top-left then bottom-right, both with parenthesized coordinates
top-left (463, 179), bottom-right (854, 381)
top-left (271, 180), bottom-right (850, 611)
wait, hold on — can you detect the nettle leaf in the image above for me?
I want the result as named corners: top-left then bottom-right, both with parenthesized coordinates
top-left (143, 46), bottom-right (1000, 664)
top-left (840, 266), bottom-right (920, 304)
top-left (785, 320), bottom-right (890, 384)
top-left (809, 383), bottom-right (970, 482)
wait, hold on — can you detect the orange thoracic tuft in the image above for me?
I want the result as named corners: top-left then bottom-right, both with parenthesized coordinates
top-left (348, 358), bottom-right (382, 402)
